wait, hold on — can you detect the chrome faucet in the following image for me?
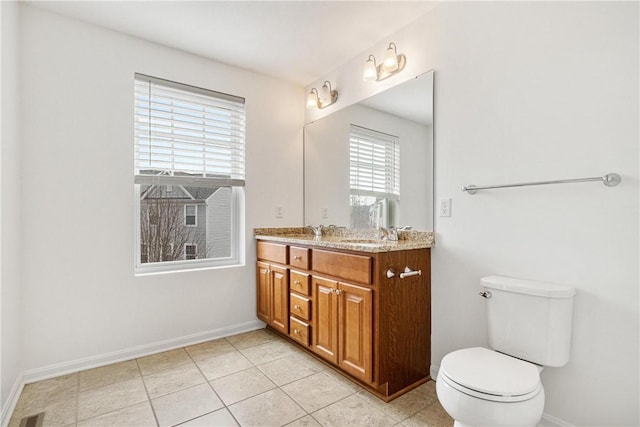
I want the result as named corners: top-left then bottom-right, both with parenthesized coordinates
top-left (378, 227), bottom-right (398, 241)
top-left (307, 224), bottom-right (324, 238)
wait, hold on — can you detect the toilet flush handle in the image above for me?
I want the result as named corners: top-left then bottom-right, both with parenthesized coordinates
top-left (478, 291), bottom-right (492, 298)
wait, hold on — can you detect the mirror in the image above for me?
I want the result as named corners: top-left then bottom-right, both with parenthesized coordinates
top-left (304, 70), bottom-right (434, 231)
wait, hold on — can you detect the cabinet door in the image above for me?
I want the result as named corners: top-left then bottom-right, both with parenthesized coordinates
top-left (256, 261), bottom-right (271, 324)
top-left (312, 276), bottom-right (339, 364)
top-left (338, 282), bottom-right (373, 383)
top-left (270, 265), bottom-right (289, 335)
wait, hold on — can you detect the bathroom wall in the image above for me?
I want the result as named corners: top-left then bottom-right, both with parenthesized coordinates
top-left (0, 0), bottom-right (24, 414)
top-left (307, 2), bottom-right (639, 425)
top-left (16, 3), bottom-right (303, 380)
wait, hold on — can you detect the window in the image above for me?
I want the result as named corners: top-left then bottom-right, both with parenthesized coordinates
top-left (349, 125), bottom-right (399, 229)
top-left (134, 73), bottom-right (245, 273)
top-left (185, 205), bottom-right (197, 226)
top-left (185, 244), bottom-right (197, 260)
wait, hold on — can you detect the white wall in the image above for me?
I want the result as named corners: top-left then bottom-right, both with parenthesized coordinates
top-left (1, 0), bottom-right (24, 413)
top-left (17, 4), bottom-right (303, 373)
top-left (307, 2), bottom-right (639, 426)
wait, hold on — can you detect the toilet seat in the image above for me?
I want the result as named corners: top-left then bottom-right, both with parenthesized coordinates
top-left (439, 347), bottom-right (542, 403)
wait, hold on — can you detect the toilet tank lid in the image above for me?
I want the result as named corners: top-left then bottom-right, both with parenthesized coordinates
top-left (481, 275), bottom-right (576, 298)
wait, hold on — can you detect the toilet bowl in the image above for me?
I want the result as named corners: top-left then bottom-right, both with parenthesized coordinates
top-left (435, 276), bottom-right (576, 427)
top-left (436, 347), bottom-right (545, 427)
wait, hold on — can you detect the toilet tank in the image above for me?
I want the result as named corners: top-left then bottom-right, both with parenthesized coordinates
top-left (481, 275), bottom-right (576, 367)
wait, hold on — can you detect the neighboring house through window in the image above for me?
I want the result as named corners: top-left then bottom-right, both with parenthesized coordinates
top-left (349, 125), bottom-right (400, 229)
top-left (134, 73), bottom-right (245, 273)
top-left (185, 205), bottom-right (197, 226)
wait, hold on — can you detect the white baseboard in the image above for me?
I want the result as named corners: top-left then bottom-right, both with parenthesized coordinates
top-left (539, 413), bottom-right (575, 427)
top-left (430, 363), bottom-right (440, 380)
top-left (1, 373), bottom-right (25, 427)
top-left (429, 364), bottom-right (574, 427)
top-left (1, 320), bottom-right (264, 427)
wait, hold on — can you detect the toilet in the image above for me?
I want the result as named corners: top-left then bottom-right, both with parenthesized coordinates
top-left (436, 275), bottom-right (576, 427)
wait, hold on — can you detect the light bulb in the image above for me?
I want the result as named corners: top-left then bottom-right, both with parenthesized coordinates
top-left (319, 82), bottom-right (332, 105)
top-left (363, 55), bottom-right (378, 82)
top-left (306, 89), bottom-right (318, 109)
top-left (382, 43), bottom-right (399, 73)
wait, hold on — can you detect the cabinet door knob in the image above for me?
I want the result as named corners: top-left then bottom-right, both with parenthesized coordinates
top-left (335, 289), bottom-right (341, 296)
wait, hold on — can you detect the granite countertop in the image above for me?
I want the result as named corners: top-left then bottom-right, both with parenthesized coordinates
top-left (254, 227), bottom-right (434, 253)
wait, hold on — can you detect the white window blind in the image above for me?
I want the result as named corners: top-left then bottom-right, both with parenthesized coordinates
top-left (349, 125), bottom-right (400, 199)
top-left (134, 73), bottom-right (246, 187)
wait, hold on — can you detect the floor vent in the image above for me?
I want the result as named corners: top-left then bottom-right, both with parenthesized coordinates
top-left (19, 412), bottom-right (44, 427)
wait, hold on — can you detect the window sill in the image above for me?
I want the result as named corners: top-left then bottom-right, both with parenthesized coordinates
top-left (135, 259), bottom-right (244, 277)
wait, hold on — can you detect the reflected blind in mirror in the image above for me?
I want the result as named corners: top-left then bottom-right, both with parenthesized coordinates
top-left (134, 73), bottom-right (246, 187)
top-left (349, 125), bottom-right (400, 199)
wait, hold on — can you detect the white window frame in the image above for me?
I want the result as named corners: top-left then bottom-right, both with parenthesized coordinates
top-left (184, 204), bottom-right (197, 227)
top-left (133, 73), bottom-right (245, 275)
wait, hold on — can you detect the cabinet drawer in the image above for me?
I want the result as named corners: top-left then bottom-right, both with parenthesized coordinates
top-left (257, 241), bottom-right (288, 264)
top-left (312, 249), bottom-right (372, 284)
top-left (289, 317), bottom-right (310, 346)
top-left (290, 270), bottom-right (310, 296)
top-left (289, 246), bottom-right (310, 270)
top-left (290, 293), bottom-right (311, 321)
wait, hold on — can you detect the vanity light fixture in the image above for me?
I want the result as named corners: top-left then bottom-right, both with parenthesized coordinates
top-left (363, 42), bottom-right (406, 82)
top-left (306, 81), bottom-right (338, 109)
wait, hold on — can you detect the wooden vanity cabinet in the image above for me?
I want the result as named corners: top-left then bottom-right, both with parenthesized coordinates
top-left (312, 276), bottom-right (373, 382)
top-left (256, 239), bottom-right (431, 401)
top-left (256, 242), bottom-right (289, 335)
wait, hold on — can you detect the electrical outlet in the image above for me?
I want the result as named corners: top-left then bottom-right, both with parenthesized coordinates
top-left (321, 207), bottom-right (328, 219)
top-left (439, 198), bottom-right (452, 217)
top-left (275, 206), bottom-right (283, 218)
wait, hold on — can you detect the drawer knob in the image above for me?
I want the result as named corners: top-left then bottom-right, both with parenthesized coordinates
top-left (294, 304), bottom-right (301, 310)
top-left (294, 329), bottom-right (300, 334)
top-left (293, 255), bottom-right (301, 260)
top-left (294, 280), bottom-right (301, 286)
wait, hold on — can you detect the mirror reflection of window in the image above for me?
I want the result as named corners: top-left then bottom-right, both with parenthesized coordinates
top-left (349, 125), bottom-right (399, 229)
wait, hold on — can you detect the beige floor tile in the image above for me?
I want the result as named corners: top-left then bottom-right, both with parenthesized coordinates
top-left (17, 373), bottom-right (78, 409)
top-left (225, 329), bottom-right (277, 350)
top-left (143, 362), bottom-right (206, 398)
top-left (258, 354), bottom-right (325, 386)
top-left (176, 408), bottom-right (238, 426)
top-left (210, 367), bottom-right (276, 405)
top-left (239, 340), bottom-right (295, 365)
top-left (9, 395), bottom-right (77, 427)
top-left (79, 359), bottom-right (141, 391)
top-left (285, 415), bottom-right (322, 427)
top-left (78, 376), bottom-right (148, 421)
top-left (137, 349), bottom-right (192, 376)
top-left (355, 382), bottom-right (437, 422)
top-left (195, 351), bottom-right (253, 381)
top-left (152, 383), bottom-right (223, 427)
top-left (77, 401), bottom-right (157, 427)
top-left (228, 389), bottom-right (306, 427)
top-left (311, 394), bottom-right (396, 427)
top-left (314, 368), bottom-right (362, 393)
top-left (281, 372), bottom-right (355, 413)
top-left (185, 339), bottom-right (235, 361)
top-left (400, 401), bottom-right (454, 427)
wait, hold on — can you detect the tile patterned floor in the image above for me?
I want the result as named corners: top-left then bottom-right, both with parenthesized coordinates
top-left (9, 329), bottom-right (453, 427)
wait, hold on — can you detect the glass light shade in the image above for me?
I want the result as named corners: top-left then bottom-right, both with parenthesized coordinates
top-left (382, 45), bottom-right (399, 73)
top-left (306, 90), bottom-right (318, 109)
top-left (363, 58), bottom-right (378, 82)
top-left (319, 82), bottom-right (332, 105)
